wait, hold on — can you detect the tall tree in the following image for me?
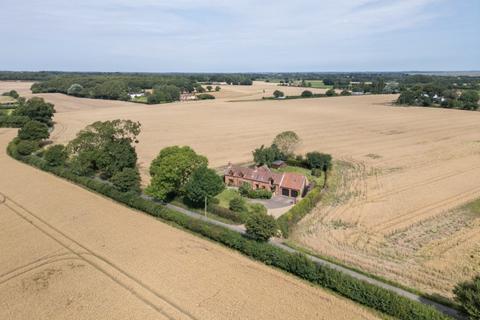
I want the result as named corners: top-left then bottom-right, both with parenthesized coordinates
top-left (272, 131), bottom-right (301, 157)
top-left (245, 210), bottom-right (277, 242)
top-left (252, 144), bottom-right (284, 166)
top-left (13, 97), bottom-right (55, 126)
top-left (18, 120), bottom-right (49, 141)
top-left (184, 166), bottom-right (225, 207)
top-left (147, 146), bottom-right (208, 200)
top-left (273, 90), bottom-right (284, 98)
top-left (67, 120), bottom-right (140, 178)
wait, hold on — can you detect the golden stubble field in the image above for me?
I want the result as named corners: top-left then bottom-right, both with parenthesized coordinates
top-left (0, 129), bottom-right (379, 320)
top-left (3, 80), bottom-right (480, 297)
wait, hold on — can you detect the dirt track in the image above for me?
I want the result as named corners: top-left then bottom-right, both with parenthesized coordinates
top-left (0, 128), bottom-right (380, 319)
top-left (3, 80), bottom-right (480, 297)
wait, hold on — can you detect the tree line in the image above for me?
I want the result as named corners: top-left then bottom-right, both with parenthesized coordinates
top-left (397, 84), bottom-right (479, 110)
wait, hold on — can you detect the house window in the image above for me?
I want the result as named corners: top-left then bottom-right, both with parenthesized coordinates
top-left (228, 179), bottom-right (234, 185)
top-left (291, 190), bottom-right (299, 198)
top-left (282, 188), bottom-right (290, 197)
top-left (255, 183), bottom-right (259, 189)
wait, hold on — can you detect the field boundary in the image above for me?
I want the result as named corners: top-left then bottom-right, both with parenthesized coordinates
top-left (6, 140), bottom-right (459, 320)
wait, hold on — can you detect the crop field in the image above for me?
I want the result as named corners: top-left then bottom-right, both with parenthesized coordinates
top-left (0, 96), bottom-right (15, 104)
top-left (2, 80), bottom-right (480, 298)
top-left (206, 81), bottom-right (330, 100)
top-left (0, 128), bottom-right (380, 320)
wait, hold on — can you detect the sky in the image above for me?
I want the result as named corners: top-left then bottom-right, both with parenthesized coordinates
top-left (1, 0), bottom-right (479, 72)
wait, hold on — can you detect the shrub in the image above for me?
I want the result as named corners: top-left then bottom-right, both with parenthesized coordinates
top-left (110, 167), bottom-right (141, 193)
top-left (251, 189), bottom-right (272, 199)
top-left (249, 203), bottom-right (267, 215)
top-left (325, 89), bottom-right (337, 96)
top-left (245, 211), bottom-right (277, 241)
top-left (239, 182), bottom-right (272, 199)
top-left (229, 196), bottom-right (247, 212)
top-left (311, 168), bottom-right (322, 177)
top-left (196, 93), bottom-right (215, 100)
top-left (207, 203), bottom-right (245, 223)
top-left (340, 90), bottom-right (351, 96)
top-left (2, 90), bottom-right (19, 98)
top-left (301, 90), bottom-right (313, 97)
top-left (273, 90), bottom-right (284, 98)
top-left (239, 182), bottom-right (252, 196)
top-left (67, 83), bottom-right (84, 96)
top-left (44, 144), bottom-right (68, 166)
top-left (454, 275), bottom-right (480, 319)
top-left (16, 139), bottom-right (39, 155)
top-left (18, 120), bottom-right (50, 140)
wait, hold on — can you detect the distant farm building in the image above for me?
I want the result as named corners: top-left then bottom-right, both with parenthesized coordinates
top-left (271, 160), bottom-right (286, 169)
top-left (129, 93), bottom-right (145, 99)
top-left (180, 93), bottom-right (197, 101)
top-left (224, 164), bottom-right (308, 199)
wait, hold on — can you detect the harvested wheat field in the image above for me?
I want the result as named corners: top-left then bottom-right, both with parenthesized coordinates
top-left (204, 81), bottom-right (331, 100)
top-left (0, 129), bottom-right (380, 320)
top-left (2, 80), bottom-right (480, 298)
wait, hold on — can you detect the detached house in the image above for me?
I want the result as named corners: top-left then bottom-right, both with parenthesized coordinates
top-left (224, 163), bottom-right (308, 199)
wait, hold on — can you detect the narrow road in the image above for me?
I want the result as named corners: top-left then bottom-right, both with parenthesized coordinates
top-left (164, 202), bottom-right (462, 319)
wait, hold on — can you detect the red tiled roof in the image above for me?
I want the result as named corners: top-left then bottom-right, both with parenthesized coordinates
top-left (225, 164), bottom-right (307, 191)
top-left (280, 172), bottom-right (307, 191)
top-left (225, 165), bottom-right (283, 185)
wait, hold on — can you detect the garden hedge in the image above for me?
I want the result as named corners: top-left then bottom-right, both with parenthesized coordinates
top-left (207, 203), bottom-right (245, 224)
top-left (277, 185), bottom-right (324, 237)
top-left (7, 140), bottom-right (450, 320)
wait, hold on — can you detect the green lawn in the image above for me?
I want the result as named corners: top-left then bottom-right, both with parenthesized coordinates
top-left (305, 80), bottom-right (333, 89)
top-left (215, 188), bottom-right (258, 212)
top-left (215, 188), bottom-right (240, 208)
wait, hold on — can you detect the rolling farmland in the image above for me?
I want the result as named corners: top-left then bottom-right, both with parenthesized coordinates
top-left (2, 80), bottom-right (480, 298)
top-left (0, 128), bottom-right (380, 320)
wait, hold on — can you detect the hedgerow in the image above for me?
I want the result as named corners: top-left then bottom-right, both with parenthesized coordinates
top-left (277, 185), bottom-right (323, 237)
top-left (0, 115), bottom-right (29, 128)
top-left (7, 140), bottom-right (450, 320)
